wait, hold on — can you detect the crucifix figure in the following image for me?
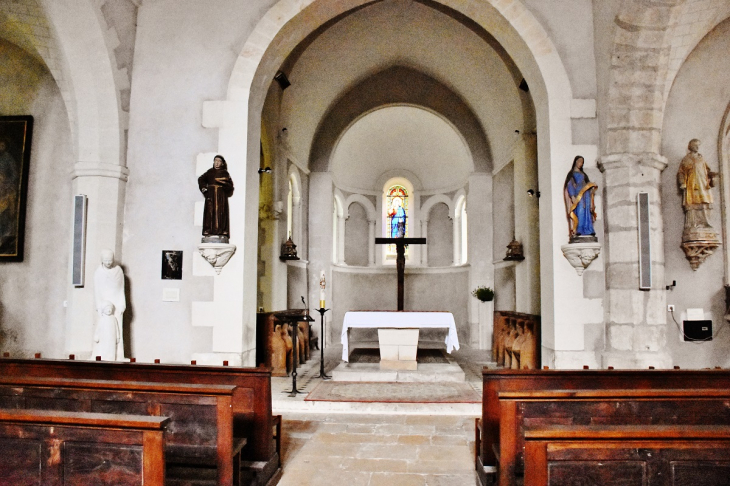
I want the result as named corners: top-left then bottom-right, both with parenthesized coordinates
top-left (375, 198), bottom-right (426, 310)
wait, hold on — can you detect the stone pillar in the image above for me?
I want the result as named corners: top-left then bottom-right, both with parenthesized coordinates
top-left (368, 218), bottom-right (376, 266)
top-left (467, 173), bottom-right (494, 348)
top-left (65, 163), bottom-right (128, 358)
top-left (452, 213), bottom-right (461, 265)
top-left (598, 154), bottom-right (671, 369)
top-left (420, 219), bottom-right (429, 265)
top-left (337, 213), bottom-right (345, 265)
top-left (308, 173), bottom-right (334, 340)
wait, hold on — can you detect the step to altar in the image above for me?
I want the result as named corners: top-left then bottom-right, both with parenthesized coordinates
top-left (331, 360), bottom-right (466, 382)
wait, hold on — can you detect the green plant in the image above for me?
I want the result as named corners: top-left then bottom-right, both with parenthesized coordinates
top-left (472, 286), bottom-right (494, 302)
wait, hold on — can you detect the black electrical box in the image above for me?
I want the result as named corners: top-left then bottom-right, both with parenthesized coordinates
top-left (683, 320), bottom-right (712, 341)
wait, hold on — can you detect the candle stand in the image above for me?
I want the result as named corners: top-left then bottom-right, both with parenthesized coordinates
top-left (279, 311), bottom-right (314, 397)
top-left (315, 307), bottom-right (331, 380)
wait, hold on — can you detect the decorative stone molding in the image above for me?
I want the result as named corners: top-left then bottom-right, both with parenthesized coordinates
top-left (561, 241), bottom-right (602, 276)
top-left (198, 243), bottom-right (237, 275)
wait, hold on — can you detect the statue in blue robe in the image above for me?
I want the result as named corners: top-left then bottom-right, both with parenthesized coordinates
top-left (563, 155), bottom-right (597, 242)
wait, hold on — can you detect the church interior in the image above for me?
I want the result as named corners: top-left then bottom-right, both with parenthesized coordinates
top-left (2, 0), bottom-right (730, 484)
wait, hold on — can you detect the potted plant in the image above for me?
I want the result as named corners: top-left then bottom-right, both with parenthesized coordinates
top-left (472, 286), bottom-right (495, 302)
top-left (472, 286), bottom-right (495, 350)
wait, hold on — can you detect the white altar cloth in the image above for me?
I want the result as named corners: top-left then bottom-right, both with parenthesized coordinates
top-left (341, 311), bottom-right (459, 361)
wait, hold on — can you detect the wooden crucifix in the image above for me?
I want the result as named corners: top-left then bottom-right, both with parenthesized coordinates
top-left (374, 237), bottom-right (426, 311)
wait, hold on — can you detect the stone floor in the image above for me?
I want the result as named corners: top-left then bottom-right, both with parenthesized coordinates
top-left (277, 413), bottom-right (478, 486)
top-left (272, 343), bottom-right (491, 485)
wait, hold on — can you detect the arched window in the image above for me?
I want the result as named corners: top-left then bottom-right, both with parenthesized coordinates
top-left (386, 184), bottom-right (409, 238)
top-left (461, 202), bottom-right (468, 264)
top-left (382, 178), bottom-right (414, 261)
top-left (287, 179), bottom-right (293, 239)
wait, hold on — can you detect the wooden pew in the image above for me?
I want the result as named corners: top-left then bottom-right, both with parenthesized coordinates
top-left (478, 368), bottom-right (730, 486)
top-left (497, 388), bottom-right (730, 486)
top-left (0, 375), bottom-right (241, 486)
top-left (524, 424), bottom-right (730, 486)
top-left (0, 356), bottom-right (278, 484)
top-left (0, 408), bottom-right (168, 485)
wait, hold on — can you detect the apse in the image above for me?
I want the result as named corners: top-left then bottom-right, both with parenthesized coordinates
top-left (331, 106), bottom-right (472, 193)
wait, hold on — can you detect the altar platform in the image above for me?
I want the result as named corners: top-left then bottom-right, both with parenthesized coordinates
top-left (271, 343), bottom-right (488, 415)
top-left (331, 344), bottom-right (465, 382)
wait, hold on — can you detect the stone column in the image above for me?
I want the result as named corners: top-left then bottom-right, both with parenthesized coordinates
top-left (467, 173), bottom-right (494, 348)
top-left (337, 213), bottom-right (345, 265)
top-left (308, 173), bottom-right (334, 340)
top-left (598, 154), bottom-right (670, 369)
top-left (65, 163), bottom-right (128, 358)
top-left (368, 218), bottom-right (376, 266)
top-left (452, 213), bottom-right (461, 265)
top-left (420, 219), bottom-right (429, 265)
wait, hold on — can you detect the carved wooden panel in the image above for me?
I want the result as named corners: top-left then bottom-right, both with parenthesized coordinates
top-left (548, 461), bottom-right (646, 486)
top-left (0, 438), bottom-right (42, 485)
top-left (64, 442), bottom-right (143, 486)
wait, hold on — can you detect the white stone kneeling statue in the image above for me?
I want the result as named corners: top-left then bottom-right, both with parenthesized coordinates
top-left (92, 301), bottom-right (120, 361)
top-left (94, 249), bottom-right (126, 360)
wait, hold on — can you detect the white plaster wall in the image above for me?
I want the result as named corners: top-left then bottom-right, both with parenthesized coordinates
top-left (661, 17), bottom-right (730, 368)
top-left (0, 39), bottom-right (73, 357)
top-left (331, 106), bottom-right (472, 193)
top-left (123, 0), bottom-right (276, 363)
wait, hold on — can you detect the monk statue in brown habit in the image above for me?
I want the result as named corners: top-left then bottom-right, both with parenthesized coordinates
top-left (198, 154), bottom-right (234, 242)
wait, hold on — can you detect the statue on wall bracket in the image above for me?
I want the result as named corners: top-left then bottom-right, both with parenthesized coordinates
top-left (561, 155), bottom-right (601, 275)
top-left (677, 139), bottom-right (721, 270)
top-left (197, 154), bottom-right (236, 274)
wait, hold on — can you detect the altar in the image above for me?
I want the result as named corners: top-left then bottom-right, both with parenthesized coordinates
top-left (341, 311), bottom-right (459, 370)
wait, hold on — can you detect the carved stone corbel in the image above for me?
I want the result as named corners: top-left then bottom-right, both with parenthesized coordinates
top-left (198, 243), bottom-right (237, 274)
top-left (561, 241), bottom-right (601, 276)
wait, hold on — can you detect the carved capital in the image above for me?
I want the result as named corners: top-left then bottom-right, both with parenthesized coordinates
top-left (561, 242), bottom-right (602, 276)
top-left (198, 243), bottom-right (237, 275)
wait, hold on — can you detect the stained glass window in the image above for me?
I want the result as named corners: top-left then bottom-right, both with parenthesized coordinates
top-left (386, 185), bottom-right (408, 238)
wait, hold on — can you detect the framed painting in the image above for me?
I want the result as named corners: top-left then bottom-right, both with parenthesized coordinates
top-left (0, 116), bottom-right (33, 261)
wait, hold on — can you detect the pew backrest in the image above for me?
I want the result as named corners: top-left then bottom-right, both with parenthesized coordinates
top-left (0, 357), bottom-right (274, 462)
top-left (523, 424), bottom-right (730, 486)
top-left (481, 368), bottom-right (730, 467)
top-left (496, 388), bottom-right (730, 486)
top-left (0, 408), bottom-right (168, 486)
top-left (0, 375), bottom-right (238, 485)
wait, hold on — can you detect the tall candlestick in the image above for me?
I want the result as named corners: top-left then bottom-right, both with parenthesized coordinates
top-left (319, 270), bottom-right (326, 308)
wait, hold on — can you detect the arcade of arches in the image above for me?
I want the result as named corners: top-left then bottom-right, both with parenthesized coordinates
top-left (2, 0), bottom-right (730, 372)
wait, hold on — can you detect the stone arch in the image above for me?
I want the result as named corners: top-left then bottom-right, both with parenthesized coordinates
top-left (344, 194), bottom-right (376, 222)
top-left (421, 194), bottom-right (454, 221)
top-left (204, 0), bottom-right (576, 364)
top-left (344, 194), bottom-right (376, 266)
top-left (605, 1), bottom-right (730, 156)
top-left (718, 101), bottom-right (730, 284)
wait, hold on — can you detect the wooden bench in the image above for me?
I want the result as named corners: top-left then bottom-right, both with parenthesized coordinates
top-left (524, 424), bottom-right (730, 486)
top-left (0, 357), bottom-right (279, 484)
top-left (497, 388), bottom-right (730, 486)
top-left (0, 375), bottom-right (242, 486)
top-left (0, 408), bottom-right (168, 485)
top-left (478, 368), bottom-right (730, 486)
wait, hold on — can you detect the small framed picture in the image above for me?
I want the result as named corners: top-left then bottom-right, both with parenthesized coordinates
top-left (161, 250), bottom-right (183, 280)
